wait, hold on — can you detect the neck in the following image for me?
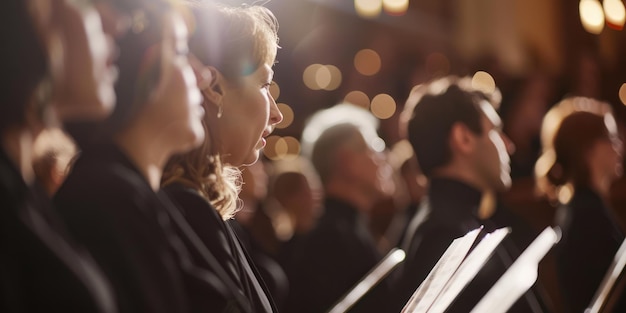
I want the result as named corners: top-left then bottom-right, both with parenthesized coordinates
top-left (325, 179), bottom-right (376, 213)
top-left (115, 126), bottom-right (169, 191)
top-left (2, 126), bottom-right (35, 185)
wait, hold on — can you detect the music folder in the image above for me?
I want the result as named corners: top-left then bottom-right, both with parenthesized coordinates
top-left (327, 248), bottom-right (406, 313)
top-left (402, 226), bottom-right (510, 313)
top-left (471, 226), bottom-right (561, 313)
top-left (586, 237), bottom-right (626, 313)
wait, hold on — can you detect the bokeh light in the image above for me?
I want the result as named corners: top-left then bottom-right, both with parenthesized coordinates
top-left (355, 0), bottom-right (383, 18)
top-left (604, 0), bottom-right (626, 30)
top-left (303, 64), bottom-right (342, 91)
top-left (269, 81), bottom-right (280, 100)
top-left (370, 93), bottom-right (396, 119)
top-left (383, 0), bottom-right (409, 15)
top-left (471, 71), bottom-right (496, 94)
top-left (276, 103), bottom-right (294, 129)
top-left (303, 64), bottom-right (323, 90)
top-left (580, 0), bottom-right (605, 34)
top-left (344, 90), bottom-right (370, 109)
top-left (315, 66), bottom-right (332, 90)
top-left (324, 65), bottom-right (342, 91)
top-left (616, 87), bottom-right (626, 109)
top-left (263, 135), bottom-right (282, 160)
top-left (354, 49), bottom-right (382, 76)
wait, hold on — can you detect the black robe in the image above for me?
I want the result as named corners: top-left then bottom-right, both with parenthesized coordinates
top-left (54, 144), bottom-right (240, 313)
top-left (0, 148), bottom-right (116, 312)
top-left (555, 187), bottom-right (625, 312)
top-left (163, 183), bottom-right (277, 313)
top-left (393, 177), bottom-right (545, 312)
top-left (282, 197), bottom-right (391, 313)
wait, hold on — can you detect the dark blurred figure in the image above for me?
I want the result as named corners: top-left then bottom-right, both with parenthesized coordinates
top-left (284, 104), bottom-right (395, 313)
top-left (394, 76), bottom-right (547, 312)
top-left (0, 0), bottom-right (119, 311)
top-left (231, 161), bottom-right (289, 311)
top-left (535, 97), bottom-right (624, 312)
top-left (265, 157), bottom-right (324, 266)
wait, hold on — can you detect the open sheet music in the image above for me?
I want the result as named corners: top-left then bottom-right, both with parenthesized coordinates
top-left (401, 227), bottom-right (510, 313)
top-left (471, 227), bottom-right (560, 313)
top-left (327, 248), bottom-right (406, 313)
top-left (586, 237), bottom-right (626, 313)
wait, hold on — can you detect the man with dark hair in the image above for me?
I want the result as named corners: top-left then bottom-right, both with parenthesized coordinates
top-left (394, 77), bottom-right (546, 312)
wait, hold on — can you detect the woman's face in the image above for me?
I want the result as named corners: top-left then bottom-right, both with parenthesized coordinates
top-left (46, 0), bottom-right (118, 121)
top-left (216, 63), bottom-right (283, 166)
top-left (145, 12), bottom-right (204, 155)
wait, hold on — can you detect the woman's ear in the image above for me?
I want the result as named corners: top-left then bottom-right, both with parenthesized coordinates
top-left (198, 66), bottom-right (224, 105)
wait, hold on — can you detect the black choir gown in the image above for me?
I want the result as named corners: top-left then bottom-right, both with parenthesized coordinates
top-left (163, 183), bottom-right (277, 313)
top-left (54, 143), bottom-right (245, 313)
top-left (393, 178), bottom-right (546, 312)
top-left (0, 148), bottom-right (116, 312)
top-left (282, 197), bottom-right (392, 313)
top-left (555, 187), bottom-right (625, 312)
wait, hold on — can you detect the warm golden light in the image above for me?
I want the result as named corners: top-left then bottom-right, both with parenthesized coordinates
top-left (315, 66), bottom-right (332, 90)
top-left (355, 0), bottom-right (383, 18)
top-left (354, 49), bottom-right (382, 76)
top-left (580, 0), bottom-right (605, 34)
top-left (282, 136), bottom-right (301, 159)
top-left (604, 0), bottom-right (626, 29)
top-left (471, 71), bottom-right (496, 94)
top-left (344, 90), bottom-right (370, 109)
top-left (383, 0), bottom-right (408, 15)
top-left (276, 103), bottom-right (294, 129)
top-left (323, 65), bottom-right (342, 91)
top-left (263, 135), bottom-right (282, 160)
top-left (619, 83), bottom-right (626, 105)
top-left (370, 93), bottom-right (396, 119)
top-left (303, 64), bottom-right (323, 90)
top-left (269, 81), bottom-right (280, 100)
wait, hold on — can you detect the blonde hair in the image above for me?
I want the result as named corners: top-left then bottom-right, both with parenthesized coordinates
top-left (162, 2), bottom-right (278, 219)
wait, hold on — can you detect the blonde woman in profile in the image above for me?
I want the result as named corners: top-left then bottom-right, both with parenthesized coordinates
top-left (535, 97), bottom-right (624, 312)
top-left (161, 2), bottom-right (283, 312)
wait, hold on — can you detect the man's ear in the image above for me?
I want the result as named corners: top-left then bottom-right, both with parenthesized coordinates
top-left (197, 66), bottom-right (224, 105)
top-left (449, 122), bottom-right (476, 156)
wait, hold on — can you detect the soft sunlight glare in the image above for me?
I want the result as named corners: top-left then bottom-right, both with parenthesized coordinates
top-left (580, 0), bottom-right (605, 34)
top-left (276, 103), bottom-right (294, 129)
top-left (315, 66), bottom-right (332, 90)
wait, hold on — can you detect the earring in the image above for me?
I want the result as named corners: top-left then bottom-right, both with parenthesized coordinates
top-left (217, 104), bottom-right (223, 119)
